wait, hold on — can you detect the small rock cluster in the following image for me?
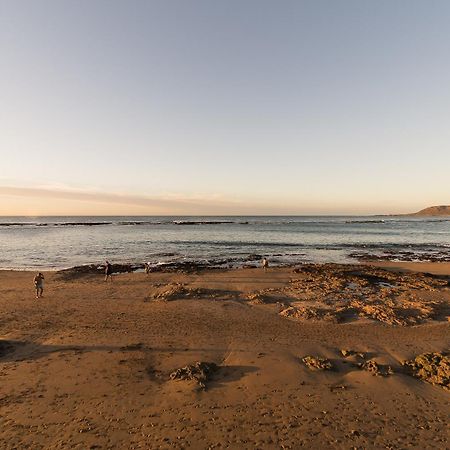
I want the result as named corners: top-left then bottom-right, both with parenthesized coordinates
top-left (280, 306), bottom-right (340, 322)
top-left (302, 356), bottom-right (333, 370)
top-left (246, 288), bottom-right (284, 305)
top-left (169, 362), bottom-right (219, 389)
top-left (358, 359), bottom-right (394, 377)
top-left (402, 352), bottom-right (449, 390)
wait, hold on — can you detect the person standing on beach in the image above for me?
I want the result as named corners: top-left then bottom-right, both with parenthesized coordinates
top-left (33, 272), bottom-right (44, 298)
top-left (104, 260), bottom-right (113, 282)
top-left (262, 257), bottom-right (269, 272)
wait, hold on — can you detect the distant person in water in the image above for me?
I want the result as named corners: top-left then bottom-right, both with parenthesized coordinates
top-left (262, 257), bottom-right (269, 272)
top-left (33, 272), bottom-right (44, 298)
top-left (104, 260), bottom-right (113, 282)
top-left (144, 262), bottom-right (151, 275)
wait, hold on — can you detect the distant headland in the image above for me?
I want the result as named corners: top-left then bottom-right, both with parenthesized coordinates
top-left (403, 205), bottom-right (450, 216)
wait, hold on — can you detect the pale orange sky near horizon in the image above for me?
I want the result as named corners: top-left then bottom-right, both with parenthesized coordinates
top-left (1, 2), bottom-right (449, 215)
top-left (0, 185), bottom-right (445, 216)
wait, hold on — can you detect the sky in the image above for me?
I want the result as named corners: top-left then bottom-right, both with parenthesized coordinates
top-left (0, 0), bottom-right (449, 215)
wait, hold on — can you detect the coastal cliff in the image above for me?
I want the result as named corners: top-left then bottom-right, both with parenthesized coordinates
top-left (407, 205), bottom-right (450, 216)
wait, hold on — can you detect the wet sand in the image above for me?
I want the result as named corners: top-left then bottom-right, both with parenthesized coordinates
top-left (0, 263), bottom-right (449, 449)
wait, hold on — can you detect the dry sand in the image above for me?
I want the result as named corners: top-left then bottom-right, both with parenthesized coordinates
top-left (0, 263), bottom-right (449, 449)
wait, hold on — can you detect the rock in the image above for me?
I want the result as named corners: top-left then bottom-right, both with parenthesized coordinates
top-left (280, 306), bottom-right (338, 322)
top-left (358, 359), bottom-right (393, 377)
top-left (246, 290), bottom-right (279, 304)
top-left (302, 356), bottom-right (334, 370)
top-left (246, 254), bottom-right (263, 261)
top-left (170, 362), bottom-right (219, 389)
top-left (402, 352), bottom-right (449, 389)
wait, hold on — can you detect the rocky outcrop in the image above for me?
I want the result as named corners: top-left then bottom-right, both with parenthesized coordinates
top-left (170, 362), bottom-right (219, 389)
top-left (403, 353), bottom-right (449, 389)
top-left (279, 264), bottom-right (449, 326)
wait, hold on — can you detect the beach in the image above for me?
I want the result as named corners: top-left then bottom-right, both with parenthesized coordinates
top-left (2, 0), bottom-right (449, 447)
top-left (0, 262), bottom-right (449, 449)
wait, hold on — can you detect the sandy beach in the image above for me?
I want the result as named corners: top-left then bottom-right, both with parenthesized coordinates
top-left (0, 262), bottom-right (449, 449)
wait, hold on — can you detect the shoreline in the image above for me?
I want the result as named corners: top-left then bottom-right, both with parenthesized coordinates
top-left (3, 259), bottom-right (450, 276)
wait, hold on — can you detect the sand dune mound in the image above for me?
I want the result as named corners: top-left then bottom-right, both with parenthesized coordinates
top-left (150, 283), bottom-right (237, 301)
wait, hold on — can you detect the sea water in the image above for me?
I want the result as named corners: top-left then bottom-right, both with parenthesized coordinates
top-left (0, 216), bottom-right (449, 270)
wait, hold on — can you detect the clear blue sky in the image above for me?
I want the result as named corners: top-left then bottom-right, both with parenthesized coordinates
top-left (1, 0), bottom-right (449, 215)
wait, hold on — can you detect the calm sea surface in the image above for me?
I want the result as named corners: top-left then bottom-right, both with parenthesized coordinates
top-left (0, 216), bottom-right (449, 270)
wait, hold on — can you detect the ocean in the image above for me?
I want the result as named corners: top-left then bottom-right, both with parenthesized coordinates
top-left (0, 216), bottom-right (449, 270)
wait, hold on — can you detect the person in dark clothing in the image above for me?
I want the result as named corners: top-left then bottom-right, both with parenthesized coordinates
top-left (104, 260), bottom-right (113, 282)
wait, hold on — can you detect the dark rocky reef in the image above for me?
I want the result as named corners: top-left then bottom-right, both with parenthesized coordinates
top-left (57, 263), bottom-right (143, 280)
top-left (350, 250), bottom-right (450, 263)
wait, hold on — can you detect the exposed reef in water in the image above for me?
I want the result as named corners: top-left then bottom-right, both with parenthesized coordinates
top-left (350, 250), bottom-right (450, 262)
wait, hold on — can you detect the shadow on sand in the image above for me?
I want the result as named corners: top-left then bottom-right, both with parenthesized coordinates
top-left (0, 339), bottom-right (240, 363)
